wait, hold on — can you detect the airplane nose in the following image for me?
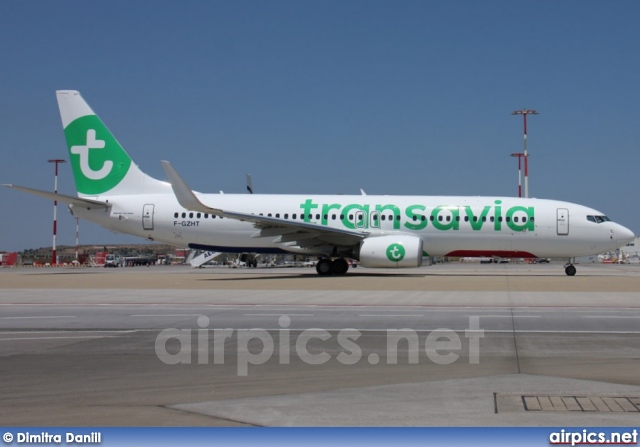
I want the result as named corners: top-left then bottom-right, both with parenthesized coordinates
top-left (616, 224), bottom-right (636, 244)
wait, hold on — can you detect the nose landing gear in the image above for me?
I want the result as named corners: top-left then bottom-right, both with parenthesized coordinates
top-left (564, 258), bottom-right (577, 276)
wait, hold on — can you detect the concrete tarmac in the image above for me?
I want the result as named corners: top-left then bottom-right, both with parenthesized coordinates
top-left (1, 263), bottom-right (639, 426)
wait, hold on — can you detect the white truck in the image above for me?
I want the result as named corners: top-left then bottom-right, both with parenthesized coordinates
top-left (104, 254), bottom-right (120, 268)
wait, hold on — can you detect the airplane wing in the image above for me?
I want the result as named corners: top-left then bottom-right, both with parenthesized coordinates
top-left (161, 161), bottom-right (369, 247)
top-left (3, 184), bottom-right (109, 209)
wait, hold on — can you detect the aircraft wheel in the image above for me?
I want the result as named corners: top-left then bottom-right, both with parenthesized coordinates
top-left (316, 259), bottom-right (333, 276)
top-left (565, 265), bottom-right (577, 276)
top-left (331, 258), bottom-right (349, 275)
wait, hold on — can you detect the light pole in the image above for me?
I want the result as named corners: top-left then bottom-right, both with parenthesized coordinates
top-left (512, 109), bottom-right (538, 198)
top-left (48, 159), bottom-right (66, 265)
top-left (510, 153), bottom-right (525, 198)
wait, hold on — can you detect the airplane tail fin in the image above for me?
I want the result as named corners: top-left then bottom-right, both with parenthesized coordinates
top-left (56, 90), bottom-right (170, 197)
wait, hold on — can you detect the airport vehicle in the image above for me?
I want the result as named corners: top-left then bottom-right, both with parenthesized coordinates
top-left (103, 254), bottom-right (119, 268)
top-left (4, 91), bottom-right (636, 276)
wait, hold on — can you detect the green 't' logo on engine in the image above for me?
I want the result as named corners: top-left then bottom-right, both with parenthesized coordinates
top-left (386, 243), bottom-right (406, 262)
top-left (64, 115), bottom-right (131, 195)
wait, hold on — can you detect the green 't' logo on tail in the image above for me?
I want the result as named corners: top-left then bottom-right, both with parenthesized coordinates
top-left (64, 115), bottom-right (132, 195)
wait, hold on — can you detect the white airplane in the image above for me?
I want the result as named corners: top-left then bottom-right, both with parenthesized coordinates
top-left (4, 91), bottom-right (636, 276)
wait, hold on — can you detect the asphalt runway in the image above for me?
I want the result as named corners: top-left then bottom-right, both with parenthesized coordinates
top-left (1, 263), bottom-right (639, 426)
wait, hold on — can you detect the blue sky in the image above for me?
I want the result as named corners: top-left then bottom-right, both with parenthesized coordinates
top-left (1, 1), bottom-right (639, 252)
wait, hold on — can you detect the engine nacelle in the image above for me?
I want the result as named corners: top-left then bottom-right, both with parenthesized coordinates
top-left (357, 235), bottom-right (423, 268)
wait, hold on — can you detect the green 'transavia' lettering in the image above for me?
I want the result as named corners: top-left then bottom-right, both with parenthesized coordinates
top-left (297, 199), bottom-right (535, 233)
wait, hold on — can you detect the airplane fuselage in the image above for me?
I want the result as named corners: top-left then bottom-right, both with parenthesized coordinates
top-left (70, 193), bottom-right (630, 259)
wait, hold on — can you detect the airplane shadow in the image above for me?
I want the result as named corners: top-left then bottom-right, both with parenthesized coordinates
top-left (194, 271), bottom-right (594, 281)
top-left (196, 272), bottom-right (427, 281)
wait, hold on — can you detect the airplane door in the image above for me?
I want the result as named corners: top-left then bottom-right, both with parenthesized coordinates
top-left (557, 208), bottom-right (569, 236)
top-left (355, 210), bottom-right (367, 229)
top-left (142, 204), bottom-right (155, 230)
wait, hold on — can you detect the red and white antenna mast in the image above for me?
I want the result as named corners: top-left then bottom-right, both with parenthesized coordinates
top-left (510, 153), bottom-right (524, 198)
top-left (512, 109), bottom-right (538, 198)
top-left (48, 159), bottom-right (66, 265)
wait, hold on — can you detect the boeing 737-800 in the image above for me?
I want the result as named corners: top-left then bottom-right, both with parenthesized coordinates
top-left (4, 91), bottom-right (635, 275)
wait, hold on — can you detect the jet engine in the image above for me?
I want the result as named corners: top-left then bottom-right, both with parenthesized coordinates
top-left (357, 235), bottom-right (423, 268)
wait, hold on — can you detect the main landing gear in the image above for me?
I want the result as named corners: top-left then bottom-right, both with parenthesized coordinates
top-left (564, 258), bottom-right (577, 276)
top-left (316, 258), bottom-right (349, 276)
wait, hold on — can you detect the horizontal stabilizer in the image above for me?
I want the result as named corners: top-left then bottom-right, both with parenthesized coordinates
top-left (3, 184), bottom-right (109, 209)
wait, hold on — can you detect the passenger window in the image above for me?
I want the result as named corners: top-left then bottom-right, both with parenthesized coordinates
top-left (181, 212), bottom-right (186, 218)
top-left (473, 216), bottom-right (478, 222)
top-left (324, 214), bottom-right (328, 220)
top-left (464, 216), bottom-right (469, 222)
top-left (332, 215), bottom-right (336, 220)
top-left (438, 216), bottom-right (443, 222)
top-left (421, 216), bottom-right (426, 221)
top-left (276, 213), bottom-right (280, 218)
top-left (204, 214), bottom-right (208, 218)
top-left (189, 212), bottom-right (194, 218)
top-left (490, 216), bottom-right (494, 222)
top-left (174, 212), bottom-right (179, 218)
top-left (412, 216), bottom-right (417, 221)
top-left (381, 215), bottom-right (386, 221)
top-left (514, 217), bottom-right (518, 223)
top-left (292, 214), bottom-right (297, 219)
top-left (197, 213), bottom-right (201, 218)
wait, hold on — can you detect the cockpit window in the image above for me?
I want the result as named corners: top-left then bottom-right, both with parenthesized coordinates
top-left (587, 215), bottom-right (611, 224)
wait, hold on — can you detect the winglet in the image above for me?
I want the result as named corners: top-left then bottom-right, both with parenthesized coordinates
top-left (161, 161), bottom-right (223, 216)
top-left (246, 173), bottom-right (253, 194)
